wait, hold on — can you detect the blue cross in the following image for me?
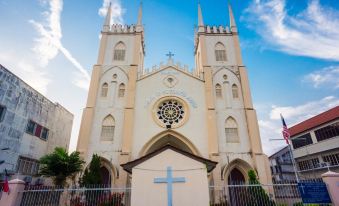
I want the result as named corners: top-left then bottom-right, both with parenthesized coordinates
top-left (154, 166), bottom-right (186, 206)
top-left (166, 51), bottom-right (175, 60)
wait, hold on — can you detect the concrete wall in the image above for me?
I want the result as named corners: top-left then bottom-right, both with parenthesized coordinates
top-left (291, 120), bottom-right (339, 179)
top-left (292, 122), bottom-right (339, 159)
top-left (0, 65), bottom-right (73, 177)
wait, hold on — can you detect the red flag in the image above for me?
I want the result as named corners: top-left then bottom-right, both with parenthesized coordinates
top-left (3, 169), bottom-right (10, 194)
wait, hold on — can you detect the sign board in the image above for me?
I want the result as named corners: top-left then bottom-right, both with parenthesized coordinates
top-left (298, 182), bottom-right (332, 204)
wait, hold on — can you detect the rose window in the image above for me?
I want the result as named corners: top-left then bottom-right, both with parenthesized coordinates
top-left (156, 99), bottom-right (185, 128)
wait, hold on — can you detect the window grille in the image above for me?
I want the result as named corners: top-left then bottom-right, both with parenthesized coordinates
top-left (17, 156), bottom-right (39, 175)
top-left (225, 117), bottom-right (239, 143)
top-left (113, 42), bottom-right (126, 61)
top-left (113, 50), bottom-right (126, 61)
top-left (297, 158), bottom-right (319, 171)
top-left (215, 50), bottom-right (227, 61)
top-left (315, 122), bottom-right (339, 142)
top-left (291, 133), bottom-right (313, 149)
top-left (322, 153), bottom-right (339, 166)
top-left (101, 115), bottom-right (115, 141)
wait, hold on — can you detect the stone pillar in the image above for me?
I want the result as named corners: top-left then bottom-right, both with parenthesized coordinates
top-left (322, 171), bottom-right (339, 206)
top-left (0, 179), bottom-right (25, 206)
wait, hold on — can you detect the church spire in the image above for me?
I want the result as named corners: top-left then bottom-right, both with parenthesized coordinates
top-left (197, 1), bottom-right (205, 33)
top-left (228, 1), bottom-right (237, 32)
top-left (198, 2), bottom-right (204, 27)
top-left (103, 2), bottom-right (112, 31)
top-left (137, 1), bottom-right (143, 26)
top-left (136, 1), bottom-right (144, 32)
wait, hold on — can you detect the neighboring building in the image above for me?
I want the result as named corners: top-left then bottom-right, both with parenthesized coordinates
top-left (77, 2), bottom-right (272, 188)
top-left (290, 106), bottom-right (339, 179)
top-left (0, 64), bottom-right (73, 184)
top-left (269, 146), bottom-right (296, 182)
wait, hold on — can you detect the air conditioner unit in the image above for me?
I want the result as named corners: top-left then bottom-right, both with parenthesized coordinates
top-left (35, 178), bottom-right (44, 185)
top-left (23, 176), bottom-right (32, 183)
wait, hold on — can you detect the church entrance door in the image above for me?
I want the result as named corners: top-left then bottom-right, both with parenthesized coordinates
top-left (100, 166), bottom-right (111, 186)
top-left (228, 168), bottom-right (248, 206)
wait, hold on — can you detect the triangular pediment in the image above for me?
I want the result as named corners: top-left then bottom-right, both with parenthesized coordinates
top-left (121, 144), bottom-right (217, 174)
top-left (138, 64), bottom-right (203, 82)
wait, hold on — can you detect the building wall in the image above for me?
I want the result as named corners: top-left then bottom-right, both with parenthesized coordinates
top-left (291, 119), bottom-right (339, 179)
top-left (0, 65), bottom-right (73, 178)
top-left (269, 146), bottom-right (296, 182)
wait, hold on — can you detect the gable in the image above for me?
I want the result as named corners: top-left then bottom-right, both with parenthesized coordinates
top-left (121, 145), bottom-right (217, 173)
top-left (139, 65), bottom-right (204, 82)
top-left (138, 149), bottom-right (205, 171)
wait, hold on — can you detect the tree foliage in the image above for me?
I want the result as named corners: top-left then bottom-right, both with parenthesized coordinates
top-left (247, 170), bottom-right (275, 206)
top-left (80, 154), bottom-right (103, 185)
top-left (39, 147), bottom-right (85, 186)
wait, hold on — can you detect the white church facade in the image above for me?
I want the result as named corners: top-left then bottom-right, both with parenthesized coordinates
top-left (76, 2), bottom-right (272, 188)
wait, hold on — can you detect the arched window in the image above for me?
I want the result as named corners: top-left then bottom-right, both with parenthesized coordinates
top-left (118, 83), bottom-right (125, 97)
top-left (215, 84), bottom-right (222, 98)
top-left (225, 117), bottom-right (239, 143)
top-left (113, 42), bottom-right (126, 61)
top-left (101, 115), bottom-right (115, 141)
top-left (232, 84), bottom-right (239, 99)
top-left (215, 42), bottom-right (227, 61)
top-left (101, 83), bottom-right (108, 97)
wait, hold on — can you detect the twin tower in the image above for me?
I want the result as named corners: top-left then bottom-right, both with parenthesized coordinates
top-left (77, 2), bottom-right (272, 187)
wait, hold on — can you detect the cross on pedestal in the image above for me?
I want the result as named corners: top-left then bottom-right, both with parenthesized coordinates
top-left (154, 166), bottom-right (186, 206)
top-left (166, 52), bottom-right (175, 60)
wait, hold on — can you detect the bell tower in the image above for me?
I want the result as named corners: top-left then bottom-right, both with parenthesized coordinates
top-left (194, 2), bottom-right (272, 186)
top-left (97, 3), bottom-right (145, 70)
top-left (77, 2), bottom-right (145, 182)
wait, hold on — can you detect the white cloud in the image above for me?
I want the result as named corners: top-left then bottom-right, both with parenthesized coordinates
top-left (244, 0), bottom-right (339, 61)
top-left (99, 0), bottom-right (124, 25)
top-left (270, 96), bottom-right (339, 121)
top-left (304, 66), bottom-right (339, 89)
top-left (0, 51), bottom-right (50, 94)
top-left (30, 0), bottom-right (90, 90)
top-left (258, 96), bottom-right (339, 155)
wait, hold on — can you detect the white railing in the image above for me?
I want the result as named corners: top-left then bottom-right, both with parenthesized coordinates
top-left (209, 181), bottom-right (306, 206)
top-left (19, 185), bottom-right (131, 206)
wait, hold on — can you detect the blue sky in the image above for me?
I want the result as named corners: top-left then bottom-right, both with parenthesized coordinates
top-left (0, 0), bottom-right (338, 155)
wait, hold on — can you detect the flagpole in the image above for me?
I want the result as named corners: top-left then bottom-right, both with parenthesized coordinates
top-left (270, 138), bottom-right (300, 183)
top-left (287, 140), bottom-right (300, 182)
top-left (280, 113), bottom-right (300, 183)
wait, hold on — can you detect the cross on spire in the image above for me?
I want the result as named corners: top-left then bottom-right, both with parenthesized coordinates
top-left (166, 52), bottom-right (175, 60)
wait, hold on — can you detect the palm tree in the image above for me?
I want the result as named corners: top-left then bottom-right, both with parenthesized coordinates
top-left (39, 147), bottom-right (85, 186)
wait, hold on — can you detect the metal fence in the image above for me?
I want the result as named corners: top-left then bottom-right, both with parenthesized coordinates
top-left (209, 180), bottom-right (326, 206)
top-left (19, 185), bottom-right (131, 206)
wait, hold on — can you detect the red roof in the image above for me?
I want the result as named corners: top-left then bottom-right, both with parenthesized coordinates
top-left (290, 106), bottom-right (339, 137)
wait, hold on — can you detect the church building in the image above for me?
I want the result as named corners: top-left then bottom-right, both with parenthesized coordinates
top-left (76, 2), bottom-right (272, 188)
